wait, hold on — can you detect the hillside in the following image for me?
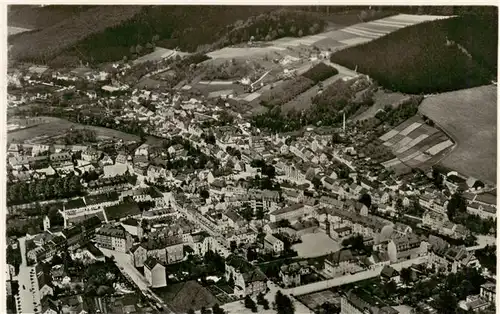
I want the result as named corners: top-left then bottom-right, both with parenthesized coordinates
top-left (330, 13), bottom-right (498, 94)
top-left (8, 6), bottom-right (143, 64)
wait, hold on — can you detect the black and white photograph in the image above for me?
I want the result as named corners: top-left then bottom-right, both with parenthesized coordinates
top-left (4, 4), bottom-right (498, 314)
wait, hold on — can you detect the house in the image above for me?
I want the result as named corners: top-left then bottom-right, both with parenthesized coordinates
top-left (282, 189), bottom-right (304, 203)
top-left (380, 265), bottom-right (400, 283)
top-left (459, 295), bottom-right (490, 312)
top-left (480, 281), bottom-right (496, 304)
top-left (428, 245), bottom-right (479, 274)
top-left (41, 296), bottom-right (60, 314)
top-left (340, 290), bottom-right (399, 314)
top-left (264, 234), bottom-right (284, 254)
top-left (94, 224), bottom-right (133, 253)
top-left (386, 234), bottom-right (428, 263)
top-left (36, 263), bottom-right (54, 298)
top-left (330, 226), bottom-right (352, 241)
top-left (115, 153), bottom-right (129, 165)
top-left (270, 203), bottom-right (308, 223)
top-left (81, 148), bottom-right (101, 162)
top-left (279, 261), bottom-right (310, 288)
top-left (223, 210), bottom-right (246, 229)
top-left (144, 257), bottom-right (167, 288)
top-left (324, 249), bottom-right (359, 277)
top-left (225, 254), bottom-right (267, 297)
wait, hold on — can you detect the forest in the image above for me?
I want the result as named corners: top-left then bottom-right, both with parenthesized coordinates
top-left (330, 13), bottom-right (498, 93)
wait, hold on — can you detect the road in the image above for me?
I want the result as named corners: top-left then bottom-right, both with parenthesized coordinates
top-left (14, 237), bottom-right (40, 314)
top-left (467, 235), bottom-right (496, 251)
top-left (284, 255), bottom-right (429, 296)
top-left (170, 195), bottom-right (231, 255)
top-left (98, 248), bottom-right (175, 313)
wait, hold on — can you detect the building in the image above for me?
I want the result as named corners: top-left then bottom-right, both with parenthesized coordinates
top-left (279, 261), bottom-right (310, 288)
top-left (94, 224), bottom-right (133, 253)
top-left (324, 250), bottom-right (359, 277)
top-left (380, 265), bottom-right (400, 283)
top-left (36, 264), bottom-right (54, 298)
top-left (386, 234), bottom-right (428, 263)
top-left (480, 282), bottom-right (496, 304)
top-left (270, 203), bottom-right (308, 222)
top-left (264, 234), bottom-right (284, 254)
top-left (427, 245), bottom-right (479, 274)
top-left (144, 257), bottom-right (167, 288)
top-left (225, 254), bottom-right (267, 298)
top-left (340, 290), bottom-right (399, 314)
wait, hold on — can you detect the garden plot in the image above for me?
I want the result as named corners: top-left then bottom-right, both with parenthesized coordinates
top-left (379, 115), bottom-right (453, 172)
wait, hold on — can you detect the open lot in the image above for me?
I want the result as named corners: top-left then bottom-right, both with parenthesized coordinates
top-left (419, 85), bottom-right (497, 184)
top-left (8, 116), bottom-right (140, 143)
top-left (292, 232), bottom-right (340, 258)
top-left (297, 289), bottom-right (340, 310)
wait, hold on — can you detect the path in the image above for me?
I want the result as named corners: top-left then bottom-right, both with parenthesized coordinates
top-left (14, 237), bottom-right (39, 314)
top-left (284, 255), bottom-right (428, 296)
top-left (99, 248), bottom-right (175, 313)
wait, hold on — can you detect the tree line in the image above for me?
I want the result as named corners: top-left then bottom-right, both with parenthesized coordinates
top-left (7, 174), bottom-right (84, 206)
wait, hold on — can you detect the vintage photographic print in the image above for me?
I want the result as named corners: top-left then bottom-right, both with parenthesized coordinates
top-left (5, 5), bottom-right (497, 314)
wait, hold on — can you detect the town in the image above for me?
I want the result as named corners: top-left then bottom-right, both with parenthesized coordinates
top-left (6, 5), bottom-right (497, 314)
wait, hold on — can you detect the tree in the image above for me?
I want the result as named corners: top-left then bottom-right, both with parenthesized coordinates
top-left (255, 206), bottom-right (265, 221)
top-left (400, 267), bottom-right (412, 285)
top-left (187, 309), bottom-right (196, 314)
top-left (230, 241), bottom-right (237, 252)
top-left (312, 176), bottom-right (322, 190)
top-left (212, 304), bottom-right (225, 314)
top-left (447, 192), bottom-right (466, 220)
top-left (200, 189), bottom-right (210, 200)
top-left (240, 205), bottom-right (254, 223)
top-left (201, 307), bottom-right (212, 314)
top-left (298, 29), bottom-right (304, 37)
top-left (244, 295), bottom-right (257, 312)
top-left (275, 291), bottom-right (294, 314)
top-left (257, 292), bottom-right (270, 309)
top-left (359, 193), bottom-right (372, 208)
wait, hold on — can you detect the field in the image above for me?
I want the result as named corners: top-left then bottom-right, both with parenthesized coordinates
top-left (353, 90), bottom-right (407, 121)
top-left (419, 85), bottom-right (497, 184)
top-left (330, 14), bottom-right (497, 93)
top-left (292, 233), bottom-right (340, 258)
top-left (7, 116), bottom-right (140, 144)
top-left (379, 115), bottom-right (454, 175)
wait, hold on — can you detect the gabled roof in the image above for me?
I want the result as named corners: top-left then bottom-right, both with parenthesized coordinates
top-left (144, 257), bottom-right (164, 270)
top-left (380, 265), bottom-right (399, 278)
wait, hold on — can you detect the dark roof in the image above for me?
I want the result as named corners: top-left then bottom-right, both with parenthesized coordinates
top-left (96, 225), bottom-right (128, 239)
top-left (65, 198), bottom-right (86, 210)
top-left (105, 202), bottom-right (141, 221)
top-left (475, 192), bottom-right (496, 205)
top-left (326, 249), bottom-right (355, 266)
top-left (121, 217), bottom-right (139, 226)
top-left (144, 257), bottom-right (164, 270)
top-left (84, 242), bottom-right (104, 257)
top-left (380, 265), bottom-right (399, 278)
top-left (81, 215), bottom-right (102, 230)
top-left (84, 192), bottom-right (119, 205)
top-left (35, 263), bottom-right (52, 289)
top-left (62, 225), bottom-right (82, 239)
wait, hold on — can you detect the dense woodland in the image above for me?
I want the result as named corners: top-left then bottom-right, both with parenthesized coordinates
top-left (7, 174), bottom-right (84, 206)
top-left (330, 13), bottom-right (498, 93)
top-left (301, 62), bottom-right (339, 84)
